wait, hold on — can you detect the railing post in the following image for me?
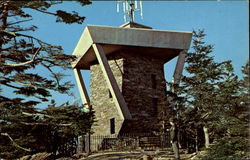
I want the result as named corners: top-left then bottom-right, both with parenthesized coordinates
top-left (85, 133), bottom-right (91, 153)
top-left (77, 136), bottom-right (83, 153)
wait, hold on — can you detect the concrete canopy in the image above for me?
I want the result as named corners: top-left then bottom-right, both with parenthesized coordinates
top-left (72, 25), bottom-right (192, 69)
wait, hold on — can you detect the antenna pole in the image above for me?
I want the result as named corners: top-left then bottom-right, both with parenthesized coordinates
top-left (129, 2), bottom-right (134, 22)
top-left (117, 0), bottom-right (143, 23)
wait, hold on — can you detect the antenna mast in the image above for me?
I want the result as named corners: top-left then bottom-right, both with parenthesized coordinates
top-left (117, 0), bottom-right (143, 23)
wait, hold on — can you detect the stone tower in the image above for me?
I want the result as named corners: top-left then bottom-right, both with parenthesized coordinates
top-left (72, 22), bottom-right (192, 136)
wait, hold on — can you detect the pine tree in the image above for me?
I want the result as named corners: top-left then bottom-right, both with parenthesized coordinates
top-left (180, 30), bottom-right (249, 158)
top-left (0, 1), bottom-right (93, 159)
top-left (202, 61), bottom-right (249, 159)
top-left (181, 30), bottom-right (236, 150)
top-left (239, 61), bottom-right (249, 126)
top-left (0, 1), bottom-right (91, 105)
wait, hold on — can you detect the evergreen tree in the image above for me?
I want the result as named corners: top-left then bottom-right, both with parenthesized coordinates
top-left (179, 30), bottom-right (249, 158)
top-left (181, 30), bottom-right (221, 149)
top-left (180, 30), bottom-right (242, 150)
top-left (0, 0), bottom-right (91, 105)
top-left (239, 61), bottom-right (249, 125)
top-left (202, 61), bottom-right (249, 159)
top-left (0, 1), bottom-right (93, 159)
top-left (158, 29), bottom-right (249, 158)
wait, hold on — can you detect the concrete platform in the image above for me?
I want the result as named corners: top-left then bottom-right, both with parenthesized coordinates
top-left (72, 25), bottom-right (192, 69)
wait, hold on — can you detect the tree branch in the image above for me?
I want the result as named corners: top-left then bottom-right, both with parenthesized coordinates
top-left (31, 8), bottom-right (57, 16)
top-left (0, 133), bottom-right (31, 152)
top-left (7, 18), bottom-right (33, 26)
top-left (20, 122), bottom-right (72, 127)
top-left (0, 30), bottom-right (53, 46)
top-left (0, 29), bottom-right (16, 36)
top-left (41, 62), bottom-right (60, 86)
top-left (14, 81), bottom-right (39, 88)
top-left (21, 112), bottom-right (72, 126)
top-left (7, 27), bottom-right (36, 32)
top-left (1, 47), bottom-right (41, 67)
top-left (0, 76), bottom-right (40, 88)
top-left (22, 111), bottom-right (52, 118)
top-left (0, 81), bottom-right (22, 90)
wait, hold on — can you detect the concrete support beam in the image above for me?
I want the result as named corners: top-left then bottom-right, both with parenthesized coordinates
top-left (173, 50), bottom-right (186, 85)
top-left (92, 43), bottom-right (132, 120)
top-left (73, 68), bottom-right (90, 106)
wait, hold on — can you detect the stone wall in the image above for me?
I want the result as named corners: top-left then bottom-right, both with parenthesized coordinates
top-left (90, 50), bottom-right (166, 135)
top-left (120, 51), bottom-right (166, 133)
top-left (90, 56), bottom-right (124, 135)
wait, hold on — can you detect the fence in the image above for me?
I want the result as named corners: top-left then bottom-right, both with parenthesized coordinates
top-left (57, 130), bottom-right (198, 156)
top-left (78, 132), bottom-right (171, 153)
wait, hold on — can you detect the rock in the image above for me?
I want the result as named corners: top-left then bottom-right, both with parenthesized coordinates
top-left (190, 151), bottom-right (207, 160)
top-left (71, 153), bottom-right (89, 159)
top-left (30, 152), bottom-right (52, 160)
top-left (18, 152), bottom-right (52, 160)
top-left (55, 158), bottom-right (73, 160)
top-left (142, 154), bottom-right (152, 160)
top-left (19, 155), bottom-right (32, 160)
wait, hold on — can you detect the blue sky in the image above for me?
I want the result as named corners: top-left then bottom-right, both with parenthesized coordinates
top-left (5, 1), bottom-right (249, 108)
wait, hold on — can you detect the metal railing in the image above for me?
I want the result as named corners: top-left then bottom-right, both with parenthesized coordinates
top-left (78, 132), bottom-right (171, 153)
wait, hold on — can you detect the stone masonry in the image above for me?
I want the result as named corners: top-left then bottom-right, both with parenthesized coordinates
top-left (90, 53), bottom-right (124, 135)
top-left (90, 49), bottom-right (166, 135)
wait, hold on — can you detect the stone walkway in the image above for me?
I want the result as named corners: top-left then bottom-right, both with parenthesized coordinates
top-left (80, 150), bottom-right (197, 160)
top-left (17, 150), bottom-right (197, 160)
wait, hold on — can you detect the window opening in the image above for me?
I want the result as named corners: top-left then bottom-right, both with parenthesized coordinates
top-left (151, 74), bottom-right (156, 89)
top-left (152, 98), bottom-right (158, 115)
top-left (109, 90), bottom-right (112, 98)
top-left (110, 118), bottom-right (115, 134)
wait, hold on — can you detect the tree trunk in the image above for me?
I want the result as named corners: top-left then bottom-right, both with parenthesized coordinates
top-left (203, 126), bottom-right (210, 148)
top-left (195, 129), bottom-right (199, 152)
top-left (0, 1), bottom-right (9, 50)
top-left (178, 129), bottom-right (182, 149)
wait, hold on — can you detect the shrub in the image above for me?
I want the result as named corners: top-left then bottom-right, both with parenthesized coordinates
top-left (203, 136), bottom-right (249, 160)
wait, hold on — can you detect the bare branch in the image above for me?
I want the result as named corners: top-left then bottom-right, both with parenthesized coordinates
top-left (22, 111), bottom-right (52, 118)
top-left (0, 30), bottom-right (61, 53)
top-left (6, 27), bottom-right (36, 32)
top-left (0, 82), bottom-right (22, 90)
top-left (7, 18), bottom-right (33, 26)
top-left (0, 133), bottom-right (31, 152)
top-left (20, 122), bottom-right (72, 127)
top-left (0, 76), bottom-right (44, 88)
top-left (14, 81), bottom-right (38, 87)
top-left (0, 76), bottom-right (34, 87)
top-left (31, 8), bottom-right (57, 16)
top-left (0, 30), bottom-right (52, 46)
top-left (0, 29), bottom-right (16, 36)
top-left (50, 1), bottom-right (63, 5)
top-left (21, 112), bottom-right (72, 126)
top-left (41, 62), bottom-right (60, 86)
top-left (1, 47), bottom-right (41, 67)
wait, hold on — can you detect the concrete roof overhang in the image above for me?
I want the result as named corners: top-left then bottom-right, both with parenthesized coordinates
top-left (72, 25), bottom-right (192, 69)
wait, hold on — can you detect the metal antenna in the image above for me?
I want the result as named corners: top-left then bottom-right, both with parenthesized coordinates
top-left (117, 0), bottom-right (143, 23)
